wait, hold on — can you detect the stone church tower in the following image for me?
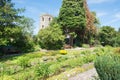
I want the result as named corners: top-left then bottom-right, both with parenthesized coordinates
top-left (40, 14), bottom-right (53, 29)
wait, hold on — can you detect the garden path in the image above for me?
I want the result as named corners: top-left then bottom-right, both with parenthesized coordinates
top-left (69, 68), bottom-right (98, 80)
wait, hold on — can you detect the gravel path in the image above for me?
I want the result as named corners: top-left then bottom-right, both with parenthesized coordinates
top-left (69, 68), bottom-right (98, 80)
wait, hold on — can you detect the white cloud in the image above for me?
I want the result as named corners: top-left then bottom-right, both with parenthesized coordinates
top-left (97, 12), bottom-right (107, 17)
top-left (88, 0), bottom-right (114, 4)
top-left (104, 12), bottom-right (120, 25)
top-left (105, 18), bottom-right (119, 25)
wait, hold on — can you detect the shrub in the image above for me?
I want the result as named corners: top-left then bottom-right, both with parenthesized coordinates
top-left (34, 63), bottom-right (50, 79)
top-left (38, 23), bottom-right (65, 50)
top-left (82, 44), bottom-right (90, 48)
top-left (34, 45), bottom-right (40, 52)
top-left (38, 24), bottom-right (65, 50)
top-left (60, 57), bottom-right (84, 68)
top-left (94, 54), bottom-right (120, 80)
top-left (67, 58), bottom-right (84, 67)
top-left (49, 63), bottom-right (61, 75)
top-left (17, 57), bottom-right (30, 68)
top-left (3, 65), bottom-right (22, 75)
top-left (93, 47), bottom-right (113, 56)
top-left (57, 55), bottom-right (68, 62)
top-left (83, 54), bottom-right (96, 63)
top-left (81, 50), bottom-right (91, 55)
top-left (4, 67), bottom-right (16, 75)
top-left (13, 35), bottom-right (35, 53)
top-left (93, 48), bottom-right (105, 56)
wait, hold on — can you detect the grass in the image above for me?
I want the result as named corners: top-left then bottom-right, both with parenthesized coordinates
top-left (0, 46), bottom-right (115, 80)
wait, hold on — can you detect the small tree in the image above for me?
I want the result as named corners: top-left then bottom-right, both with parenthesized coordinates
top-left (99, 26), bottom-right (117, 46)
top-left (38, 23), bottom-right (65, 50)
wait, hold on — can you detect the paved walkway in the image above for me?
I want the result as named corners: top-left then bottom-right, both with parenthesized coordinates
top-left (69, 68), bottom-right (98, 80)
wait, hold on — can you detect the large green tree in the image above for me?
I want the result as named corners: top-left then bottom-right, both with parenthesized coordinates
top-left (0, 0), bottom-right (35, 52)
top-left (58, 0), bottom-right (97, 46)
top-left (99, 26), bottom-right (117, 46)
top-left (0, 0), bottom-right (23, 45)
top-left (58, 0), bottom-right (86, 46)
top-left (0, 0), bottom-right (23, 27)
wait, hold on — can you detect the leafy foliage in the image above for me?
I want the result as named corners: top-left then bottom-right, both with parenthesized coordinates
top-left (99, 26), bottom-right (117, 46)
top-left (38, 23), bottom-right (65, 50)
top-left (17, 57), bottom-right (30, 68)
top-left (58, 0), bottom-right (98, 46)
top-left (58, 0), bottom-right (86, 29)
top-left (58, 0), bottom-right (86, 46)
top-left (35, 63), bottom-right (50, 79)
top-left (0, 0), bottom-right (23, 45)
top-left (95, 54), bottom-right (120, 80)
top-left (84, 1), bottom-right (97, 44)
top-left (113, 31), bottom-right (120, 47)
top-left (0, 0), bottom-right (35, 52)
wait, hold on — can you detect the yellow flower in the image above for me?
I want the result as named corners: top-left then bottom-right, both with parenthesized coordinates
top-left (59, 50), bottom-right (67, 55)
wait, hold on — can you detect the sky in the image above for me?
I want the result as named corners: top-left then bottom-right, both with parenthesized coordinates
top-left (12, 0), bottom-right (120, 34)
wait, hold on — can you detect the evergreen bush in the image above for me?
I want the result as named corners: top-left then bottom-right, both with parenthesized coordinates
top-left (94, 54), bottom-right (120, 80)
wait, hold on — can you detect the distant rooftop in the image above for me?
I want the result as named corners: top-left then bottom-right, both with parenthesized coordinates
top-left (41, 14), bottom-right (53, 17)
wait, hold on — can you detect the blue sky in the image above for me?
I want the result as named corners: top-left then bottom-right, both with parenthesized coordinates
top-left (12, 0), bottom-right (120, 34)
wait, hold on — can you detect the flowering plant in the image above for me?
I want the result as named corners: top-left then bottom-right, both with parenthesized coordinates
top-left (59, 50), bottom-right (67, 55)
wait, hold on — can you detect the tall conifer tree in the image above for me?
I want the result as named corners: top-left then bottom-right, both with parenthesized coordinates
top-left (58, 0), bottom-right (97, 46)
top-left (58, 0), bottom-right (86, 46)
top-left (0, 0), bottom-right (23, 45)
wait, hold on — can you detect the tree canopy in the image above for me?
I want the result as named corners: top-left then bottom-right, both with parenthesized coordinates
top-left (38, 22), bottom-right (65, 50)
top-left (58, 0), bottom-right (97, 46)
top-left (58, 0), bottom-right (86, 31)
top-left (99, 26), bottom-right (117, 46)
top-left (0, 0), bottom-right (35, 52)
top-left (0, 0), bottom-right (23, 45)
